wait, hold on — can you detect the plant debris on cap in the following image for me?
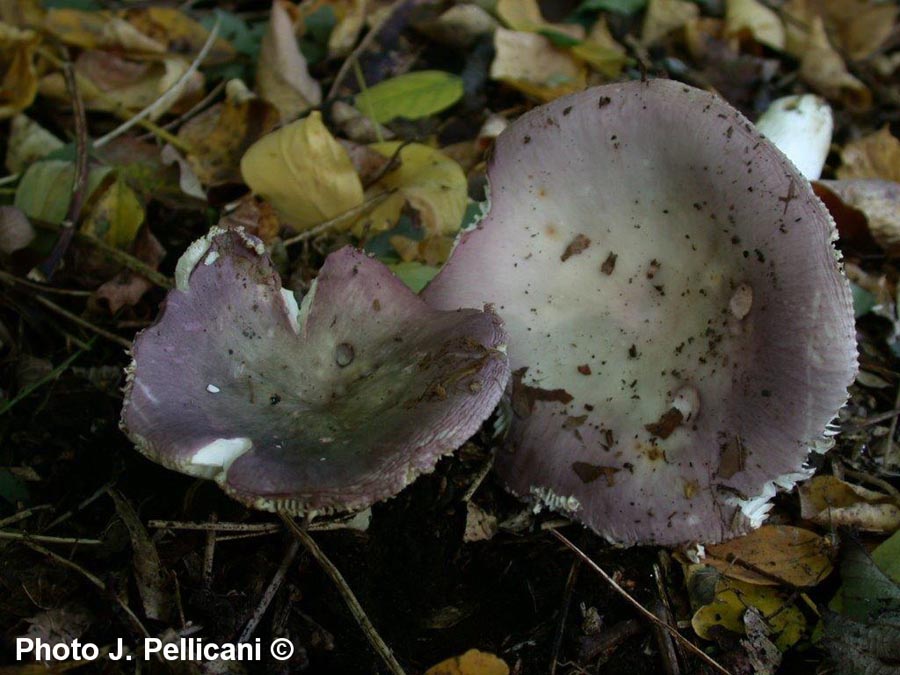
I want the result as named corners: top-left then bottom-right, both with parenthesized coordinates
top-left (424, 79), bottom-right (857, 546)
top-left (121, 227), bottom-right (509, 515)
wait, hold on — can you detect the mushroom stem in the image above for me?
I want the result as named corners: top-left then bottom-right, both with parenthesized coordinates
top-left (755, 94), bottom-right (833, 180)
top-left (279, 513), bottom-right (407, 675)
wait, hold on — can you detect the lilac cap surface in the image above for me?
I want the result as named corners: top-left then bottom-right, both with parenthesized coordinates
top-left (122, 227), bottom-right (509, 514)
top-left (424, 79), bottom-right (857, 545)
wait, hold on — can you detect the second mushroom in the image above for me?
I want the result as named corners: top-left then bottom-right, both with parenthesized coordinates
top-left (424, 79), bottom-right (857, 546)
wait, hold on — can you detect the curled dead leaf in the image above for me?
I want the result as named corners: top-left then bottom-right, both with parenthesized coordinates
top-left (724, 0), bottom-right (786, 50)
top-left (814, 180), bottom-right (900, 256)
top-left (256, 0), bottom-right (322, 120)
top-left (799, 475), bottom-right (900, 533)
top-left (798, 17), bottom-right (870, 110)
top-left (837, 127), bottom-right (900, 183)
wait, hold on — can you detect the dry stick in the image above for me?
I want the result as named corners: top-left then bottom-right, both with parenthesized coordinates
top-left (550, 529), bottom-right (732, 675)
top-left (0, 270), bottom-right (93, 296)
top-left (35, 52), bottom-right (90, 281)
top-left (282, 190), bottom-right (395, 246)
top-left (0, 531), bottom-right (101, 545)
top-left (203, 515), bottom-right (217, 589)
top-left (325, 0), bottom-right (406, 101)
top-left (238, 539), bottom-right (300, 643)
top-left (279, 513), bottom-right (406, 675)
top-left (24, 541), bottom-right (150, 639)
top-left (42, 479), bottom-right (117, 533)
top-left (548, 557), bottom-right (581, 675)
top-left (0, 505), bottom-right (52, 529)
top-left (31, 294), bottom-right (131, 349)
top-left (150, 520), bottom-right (282, 533)
top-left (94, 18), bottom-right (221, 149)
top-left (650, 562), bottom-right (681, 675)
top-left (76, 231), bottom-right (173, 289)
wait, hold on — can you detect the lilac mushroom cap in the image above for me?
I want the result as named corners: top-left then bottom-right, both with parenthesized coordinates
top-left (121, 227), bottom-right (509, 515)
top-left (424, 79), bottom-right (857, 546)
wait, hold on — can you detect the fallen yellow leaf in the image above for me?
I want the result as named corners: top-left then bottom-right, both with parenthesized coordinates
top-left (490, 28), bottom-right (586, 102)
top-left (692, 575), bottom-right (807, 651)
top-left (425, 649), bottom-right (509, 675)
top-left (641, 0), bottom-right (700, 46)
top-left (0, 22), bottom-right (40, 119)
top-left (570, 18), bottom-right (628, 79)
top-left (837, 126), bottom-right (900, 182)
top-left (122, 7), bottom-right (235, 64)
top-left (706, 525), bottom-right (834, 587)
top-left (354, 142), bottom-right (467, 237)
top-left (496, 0), bottom-right (585, 40)
top-left (798, 475), bottom-right (900, 532)
top-left (798, 17), bottom-right (871, 110)
top-left (81, 175), bottom-right (145, 249)
top-left (724, 0), bottom-right (786, 50)
top-left (240, 111), bottom-right (363, 230)
top-left (328, 0), bottom-right (367, 58)
top-left (43, 8), bottom-right (166, 53)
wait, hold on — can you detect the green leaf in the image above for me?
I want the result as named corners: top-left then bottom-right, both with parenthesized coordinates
top-left (539, 29), bottom-right (582, 47)
top-left (355, 71), bottom-right (464, 124)
top-left (578, 0), bottom-right (648, 15)
top-left (873, 530), bottom-right (900, 585)
top-left (851, 283), bottom-right (876, 318)
top-left (14, 160), bottom-right (111, 226)
top-left (389, 261), bottom-right (438, 293)
top-left (0, 469), bottom-right (29, 505)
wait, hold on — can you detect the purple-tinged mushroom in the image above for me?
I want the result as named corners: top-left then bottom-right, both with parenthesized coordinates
top-left (424, 79), bottom-right (857, 546)
top-left (121, 227), bottom-right (509, 515)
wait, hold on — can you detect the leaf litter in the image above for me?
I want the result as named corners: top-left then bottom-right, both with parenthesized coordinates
top-left (0, 0), bottom-right (897, 673)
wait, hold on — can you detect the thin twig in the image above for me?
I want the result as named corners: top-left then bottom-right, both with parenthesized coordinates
top-left (0, 270), bottom-right (93, 296)
top-left (24, 541), bottom-right (150, 638)
top-left (362, 140), bottom-right (411, 189)
top-left (238, 539), bottom-right (300, 642)
top-left (0, 505), bottom-right (52, 529)
top-left (31, 294), bottom-right (131, 349)
top-left (279, 513), bottom-right (406, 675)
top-left (203, 514), bottom-right (217, 589)
top-left (550, 529), bottom-right (732, 675)
top-left (150, 520), bottom-right (281, 533)
top-left (326, 0), bottom-right (405, 101)
top-left (36, 50), bottom-right (90, 281)
top-left (75, 231), bottom-right (173, 289)
top-left (42, 480), bottom-right (116, 533)
top-left (0, 345), bottom-right (88, 416)
top-left (94, 17), bottom-right (221, 148)
top-left (0, 531), bottom-right (101, 545)
top-left (282, 190), bottom-right (395, 246)
top-left (549, 557), bottom-right (581, 675)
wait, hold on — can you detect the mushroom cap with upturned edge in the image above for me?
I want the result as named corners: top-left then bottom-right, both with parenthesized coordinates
top-left (423, 79), bottom-right (857, 546)
top-left (121, 227), bottom-right (510, 515)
